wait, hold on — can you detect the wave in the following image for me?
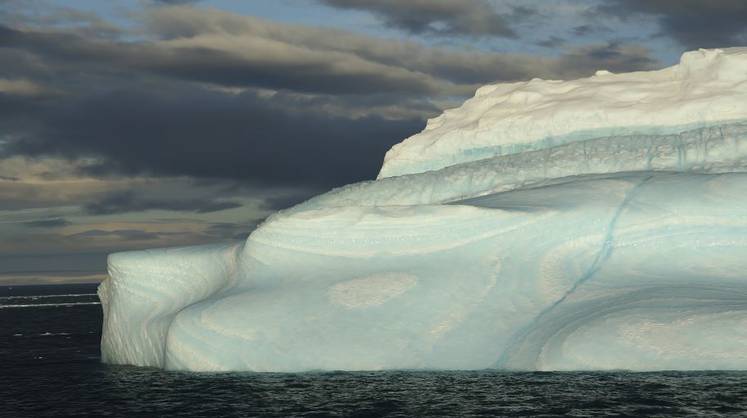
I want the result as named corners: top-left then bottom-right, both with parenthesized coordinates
top-left (0, 302), bottom-right (101, 309)
top-left (0, 293), bottom-right (98, 300)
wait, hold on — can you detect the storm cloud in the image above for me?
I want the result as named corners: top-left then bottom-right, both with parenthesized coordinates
top-left (0, 6), bottom-right (660, 190)
top-left (2, 82), bottom-right (424, 188)
top-left (83, 191), bottom-right (243, 215)
top-left (23, 218), bottom-right (71, 228)
top-left (602, 0), bottom-right (747, 49)
top-left (318, 0), bottom-right (520, 37)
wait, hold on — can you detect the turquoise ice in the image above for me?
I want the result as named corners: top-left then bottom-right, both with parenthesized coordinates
top-left (99, 48), bottom-right (747, 372)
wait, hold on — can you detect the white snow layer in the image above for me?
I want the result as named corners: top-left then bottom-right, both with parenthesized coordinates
top-left (379, 47), bottom-right (747, 178)
top-left (99, 47), bottom-right (747, 372)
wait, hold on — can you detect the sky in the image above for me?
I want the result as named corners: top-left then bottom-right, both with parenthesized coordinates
top-left (1, 0), bottom-right (746, 284)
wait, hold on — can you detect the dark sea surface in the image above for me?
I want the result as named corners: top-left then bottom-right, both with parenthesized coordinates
top-left (3, 284), bottom-right (747, 417)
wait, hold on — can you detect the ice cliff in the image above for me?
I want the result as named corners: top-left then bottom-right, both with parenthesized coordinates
top-left (99, 47), bottom-right (747, 372)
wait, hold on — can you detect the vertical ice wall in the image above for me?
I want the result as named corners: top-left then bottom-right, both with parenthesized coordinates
top-left (99, 243), bottom-right (243, 367)
top-left (379, 48), bottom-right (747, 178)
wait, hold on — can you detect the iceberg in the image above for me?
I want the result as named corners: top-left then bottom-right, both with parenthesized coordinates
top-left (99, 47), bottom-right (747, 372)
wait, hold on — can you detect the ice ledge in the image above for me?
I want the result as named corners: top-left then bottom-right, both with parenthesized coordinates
top-left (296, 122), bottom-right (747, 211)
top-left (98, 242), bottom-right (243, 368)
top-left (379, 47), bottom-right (747, 178)
top-left (99, 173), bottom-right (747, 371)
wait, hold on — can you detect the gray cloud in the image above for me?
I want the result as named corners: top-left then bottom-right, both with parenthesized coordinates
top-left (68, 229), bottom-right (161, 241)
top-left (0, 6), bottom-right (659, 192)
top-left (204, 222), bottom-right (259, 240)
top-left (0, 7), bottom-right (660, 96)
top-left (571, 24), bottom-right (611, 37)
top-left (318, 0), bottom-right (519, 37)
top-left (1, 217), bottom-right (258, 258)
top-left (260, 190), bottom-right (322, 211)
top-left (602, 0), bottom-right (747, 49)
top-left (139, 6), bottom-right (658, 86)
top-left (537, 36), bottom-right (566, 48)
top-left (83, 191), bottom-right (242, 215)
top-left (23, 218), bottom-right (71, 228)
top-left (0, 252), bottom-right (108, 274)
top-left (0, 21), bottom-right (444, 96)
top-left (551, 42), bottom-right (657, 75)
top-left (2, 84), bottom-right (424, 188)
top-left (152, 0), bottom-right (202, 3)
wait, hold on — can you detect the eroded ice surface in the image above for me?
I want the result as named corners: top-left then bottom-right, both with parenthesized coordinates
top-left (379, 47), bottom-right (747, 178)
top-left (100, 47), bottom-right (747, 372)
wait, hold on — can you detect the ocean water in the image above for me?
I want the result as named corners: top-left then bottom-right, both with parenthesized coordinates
top-left (3, 284), bottom-right (747, 417)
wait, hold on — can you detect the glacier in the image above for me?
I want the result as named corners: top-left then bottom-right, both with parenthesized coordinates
top-left (99, 47), bottom-right (747, 372)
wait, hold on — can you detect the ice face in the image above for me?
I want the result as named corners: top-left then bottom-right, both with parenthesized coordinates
top-left (294, 122), bottom-right (747, 211)
top-left (99, 47), bottom-right (747, 372)
top-left (378, 47), bottom-right (747, 178)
